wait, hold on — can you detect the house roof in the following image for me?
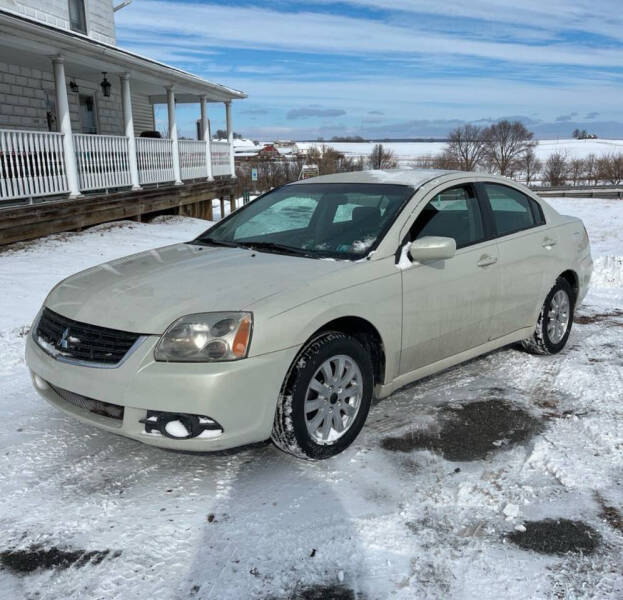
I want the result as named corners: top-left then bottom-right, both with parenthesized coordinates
top-left (0, 7), bottom-right (246, 103)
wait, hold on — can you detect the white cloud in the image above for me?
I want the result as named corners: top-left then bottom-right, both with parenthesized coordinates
top-left (115, 1), bottom-right (623, 67)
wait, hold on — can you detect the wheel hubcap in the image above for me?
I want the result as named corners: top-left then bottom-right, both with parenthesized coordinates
top-left (547, 289), bottom-right (570, 344)
top-left (304, 354), bottom-right (363, 445)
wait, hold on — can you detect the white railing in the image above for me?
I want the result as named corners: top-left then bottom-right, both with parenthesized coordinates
top-left (136, 137), bottom-right (175, 185)
top-left (211, 141), bottom-right (231, 177)
top-left (74, 134), bottom-right (131, 191)
top-left (179, 140), bottom-right (208, 180)
top-left (0, 130), bottom-right (68, 200)
top-left (1, 130), bottom-right (234, 202)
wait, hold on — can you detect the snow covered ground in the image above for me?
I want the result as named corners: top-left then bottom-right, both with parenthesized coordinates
top-left (0, 197), bottom-right (622, 599)
top-left (298, 139), bottom-right (623, 167)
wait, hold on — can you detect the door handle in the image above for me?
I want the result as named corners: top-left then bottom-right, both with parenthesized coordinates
top-left (477, 254), bottom-right (498, 267)
top-left (542, 237), bottom-right (557, 248)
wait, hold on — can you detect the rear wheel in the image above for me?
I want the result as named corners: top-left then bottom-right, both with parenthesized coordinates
top-left (522, 277), bottom-right (575, 355)
top-left (271, 332), bottom-right (373, 459)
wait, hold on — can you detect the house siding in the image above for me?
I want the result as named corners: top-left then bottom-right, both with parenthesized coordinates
top-left (0, 0), bottom-right (116, 45)
top-left (0, 61), bottom-right (153, 136)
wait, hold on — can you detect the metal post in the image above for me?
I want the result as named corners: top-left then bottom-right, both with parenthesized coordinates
top-left (167, 85), bottom-right (183, 185)
top-left (121, 73), bottom-right (141, 190)
top-left (52, 56), bottom-right (80, 197)
top-left (200, 96), bottom-right (214, 181)
top-left (225, 100), bottom-right (236, 179)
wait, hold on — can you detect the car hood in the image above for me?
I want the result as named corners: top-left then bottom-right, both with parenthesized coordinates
top-left (45, 243), bottom-right (352, 333)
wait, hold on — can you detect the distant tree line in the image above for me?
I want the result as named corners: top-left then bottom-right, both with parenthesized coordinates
top-left (414, 120), bottom-right (623, 186)
top-left (233, 143), bottom-right (397, 196)
top-left (232, 121), bottom-right (622, 195)
top-left (572, 129), bottom-right (597, 140)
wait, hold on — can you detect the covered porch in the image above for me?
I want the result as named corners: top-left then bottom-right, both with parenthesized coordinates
top-left (0, 9), bottom-right (245, 204)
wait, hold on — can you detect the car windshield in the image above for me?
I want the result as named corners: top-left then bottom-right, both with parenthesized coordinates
top-left (194, 183), bottom-right (413, 259)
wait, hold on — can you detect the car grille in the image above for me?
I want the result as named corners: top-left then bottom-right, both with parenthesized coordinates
top-left (48, 382), bottom-right (124, 421)
top-left (35, 307), bottom-right (141, 365)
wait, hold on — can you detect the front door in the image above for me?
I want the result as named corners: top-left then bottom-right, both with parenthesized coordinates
top-left (400, 183), bottom-right (500, 374)
top-left (79, 94), bottom-right (97, 134)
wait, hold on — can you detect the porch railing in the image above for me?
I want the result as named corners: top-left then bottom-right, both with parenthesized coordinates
top-left (0, 130), bottom-right (68, 201)
top-left (1, 130), bottom-right (234, 203)
top-left (136, 137), bottom-right (175, 185)
top-left (211, 141), bottom-right (231, 177)
top-left (179, 140), bottom-right (208, 180)
top-left (74, 134), bottom-right (132, 191)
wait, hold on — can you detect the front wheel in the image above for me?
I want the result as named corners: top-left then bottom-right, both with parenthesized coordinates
top-left (271, 332), bottom-right (373, 459)
top-left (521, 277), bottom-right (575, 355)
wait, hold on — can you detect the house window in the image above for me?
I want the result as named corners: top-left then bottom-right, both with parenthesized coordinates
top-left (69, 0), bottom-right (87, 34)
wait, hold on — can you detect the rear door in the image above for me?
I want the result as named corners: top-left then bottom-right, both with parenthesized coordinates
top-left (399, 183), bottom-right (500, 374)
top-left (477, 182), bottom-right (555, 338)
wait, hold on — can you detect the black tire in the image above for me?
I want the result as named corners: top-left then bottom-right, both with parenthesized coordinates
top-left (521, 277), bottom-right (575, 355)
top-left (271, 331), bottom-right (374, 459)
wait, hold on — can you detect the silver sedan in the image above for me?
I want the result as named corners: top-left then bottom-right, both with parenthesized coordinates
top-left (26, 169), bottom-right (592, 459)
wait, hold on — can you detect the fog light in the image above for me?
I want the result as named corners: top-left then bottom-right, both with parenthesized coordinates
top-left (33, 374), bottom-right (49, 391)
top-left (140, 411), bottom-right (223, 439)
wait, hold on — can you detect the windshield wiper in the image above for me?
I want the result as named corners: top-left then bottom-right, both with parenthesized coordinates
top-left (191, 237), bottom-right (241, 248)
top-left (240, 241), bottom-right (312, 257)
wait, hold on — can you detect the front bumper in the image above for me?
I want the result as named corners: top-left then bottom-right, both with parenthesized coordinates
top-left (25, 333), bottom-right (299, 451)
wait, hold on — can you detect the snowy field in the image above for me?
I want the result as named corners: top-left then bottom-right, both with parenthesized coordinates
top-left (0, 197), bottom-right (622, 599)
top-left (298, 139), bottom-right (623, 167)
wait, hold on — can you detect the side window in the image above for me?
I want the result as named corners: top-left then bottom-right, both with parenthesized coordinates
top-left (409, 185), bottom-right (484, 249)
top-left (484, 184), bottom-right (543, 236)
top-left (69, 0), bottom-right (87, 34)
top-left (234, 195), bottom-right (317, 239)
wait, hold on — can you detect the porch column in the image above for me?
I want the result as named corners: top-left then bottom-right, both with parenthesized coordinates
top-left (166, 85), bottom-right (183, 185)
top-left (225, 100), bottom-right (236, 179)
top-left (52, 56), bottom-right (80, 198)
top-left (120, 73), bottom-right (141, 190)
top-left (200, 96), bottom-right (214, 181)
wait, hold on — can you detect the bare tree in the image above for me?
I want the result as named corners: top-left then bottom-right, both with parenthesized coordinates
top-left (482, 120), bottom-right (536, 176)
top-left (519, 148), bottom-right (542, 186)
top-left (568, 159), bottom-right (585, 186)
top-left (445, 124), bottom-right (486, 171)
top-left (583, 154), bottom-right (599, 186)
top-left (598, 153), bottom-right (623, 184)
top-left (368, 144), bottom-right (398, 169)
top-left (543, 152), bottom-right (568, 187)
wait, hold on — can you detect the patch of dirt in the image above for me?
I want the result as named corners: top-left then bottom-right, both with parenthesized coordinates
top-left (574, 309), bottom-right (623, 325)
top-left (508, 519), bottom-right (600, 555)
top-left (0, 544), bottom-right (120, 574)
top-left (266, 584), bottom-right (359, 600)
top-left (381, 399), bottom-right (541, 461)
top-left (595, 493), bottom-right (623, 534)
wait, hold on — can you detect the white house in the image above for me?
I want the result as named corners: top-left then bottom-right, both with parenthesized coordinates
top-left (0, 0), bottom-right (246, 203)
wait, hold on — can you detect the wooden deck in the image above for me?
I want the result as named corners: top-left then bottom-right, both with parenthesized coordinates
top-left (0, 180), bottom-right (236, 246)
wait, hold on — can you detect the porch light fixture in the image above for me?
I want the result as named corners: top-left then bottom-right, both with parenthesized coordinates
top-left (100, 72), bottom-right (111, 97)
top-left (69, 80), bottom-right (79, 93)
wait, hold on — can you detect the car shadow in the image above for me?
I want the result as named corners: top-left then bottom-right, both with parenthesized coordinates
top-left (177, 445), bottom-right (375, 599)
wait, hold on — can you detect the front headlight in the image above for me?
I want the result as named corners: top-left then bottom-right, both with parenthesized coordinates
top-left (154, 312), bottom-right (253, 362)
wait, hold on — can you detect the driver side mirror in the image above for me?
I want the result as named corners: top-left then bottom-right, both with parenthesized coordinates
top-left (408, 236), bottom-right (456, 262)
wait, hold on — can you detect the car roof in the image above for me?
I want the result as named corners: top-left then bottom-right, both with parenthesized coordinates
top-left (289, 168), bottom-right (463, 189)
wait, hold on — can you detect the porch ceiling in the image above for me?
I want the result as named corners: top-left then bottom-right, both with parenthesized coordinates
top-left (0, 8), bottom-right (246, 103)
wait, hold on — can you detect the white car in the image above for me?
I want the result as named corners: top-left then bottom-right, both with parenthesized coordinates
top-left (26, 170), bottom-right (592, 459)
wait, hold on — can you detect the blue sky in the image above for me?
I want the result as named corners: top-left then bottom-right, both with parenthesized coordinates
top-left (115, 0), bottom-right (623, 140)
